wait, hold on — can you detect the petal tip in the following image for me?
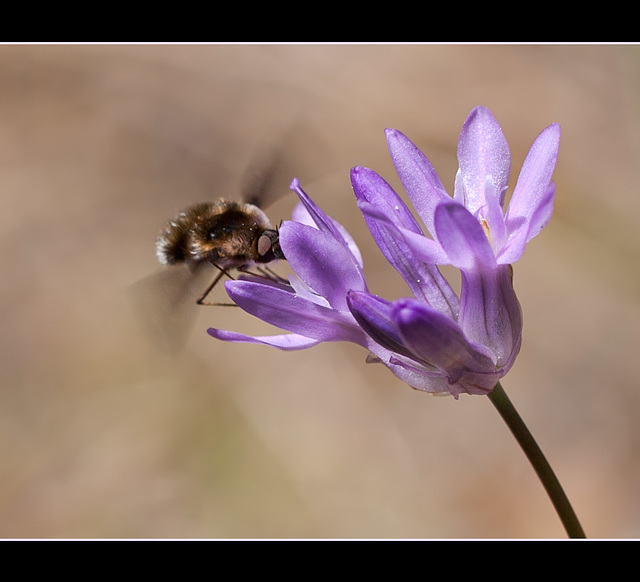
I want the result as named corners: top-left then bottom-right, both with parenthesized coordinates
top-left (547, 122), bottom-right (562, 140)
top-left (385, 127), bottom-right (408, 145)
top-left (469, 105), bottom-right (494, 119)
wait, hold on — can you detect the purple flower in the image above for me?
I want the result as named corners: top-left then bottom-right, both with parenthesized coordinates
top-left (350, 107), bottom-right (559, 396)
top-left (208, 107), bottom-right (560, 398)
top-left (207, 179), bottom-right (486, 396)
top-left (382, 106), bottom-right (560, 267)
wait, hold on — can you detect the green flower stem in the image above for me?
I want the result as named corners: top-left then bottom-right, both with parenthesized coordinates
top-left (488, 382), bottom-right (586, 539)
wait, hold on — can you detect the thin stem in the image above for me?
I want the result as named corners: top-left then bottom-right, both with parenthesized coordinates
top-left (488, 382), bottom-right (586, 539)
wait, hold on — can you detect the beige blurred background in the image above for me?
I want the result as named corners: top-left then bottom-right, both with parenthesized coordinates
top-left (1, 43), bottom-right (639, 539)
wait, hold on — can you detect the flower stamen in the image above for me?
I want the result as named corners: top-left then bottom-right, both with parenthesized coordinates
top-left (480, 217), bottom-right (492, 244)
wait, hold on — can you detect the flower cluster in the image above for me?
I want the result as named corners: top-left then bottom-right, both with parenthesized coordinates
top-left (208, 107), bottom-right (560, 398)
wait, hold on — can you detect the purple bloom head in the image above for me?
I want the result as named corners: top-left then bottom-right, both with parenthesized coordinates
top-left (208, 107), bottom-right (560, 398)
top-left (382, 106), bottom-right (560, 266)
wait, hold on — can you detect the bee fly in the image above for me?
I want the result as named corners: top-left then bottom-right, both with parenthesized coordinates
top-left (132, 122), bottom-right (325, 349)
top-left (155, 199), bottom-right (286, 305)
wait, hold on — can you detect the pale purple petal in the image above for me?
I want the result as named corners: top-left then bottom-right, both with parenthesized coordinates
top-left (355, 199), bottom-right (457, 316)
top-left (225, 279), bottom-right (367, 345)
top-left (290, 178), bottom-right (364, 274)
top-left (331, 219), bottom-right (364, 269)
top-left (381, 357), bottom-right (453, 395)
top-left (457, 265), bottom-right (522, 367)
top-left (290, 178), bottom-right (349, 247)
top-left (434, 201), bottom-right (497, 271)
top-left (525, 182), bottom-right (556, 244)
top-left (351, 166), bottom-right (423, 234)
top-left (392, 299), bottom-right (500, 396)
top-left (207, 328), bottom-right (322, 350)
top-left (290, 178), bottom-right (336, 234)
top-left (394, 225), bottom-right (451, 264)
top-left (385, 128), bottom-right (450, 236)
top-left (293, 199), bottom-right (364, 269)
top-left (498, 183), bottom-right (555, 265)
top-left (356, 200), bottom-right (448, 264)
top-left (290, 200), bottom-right (316, 227)
top-left (346, 290), bottom-right (421, 361)
top-left (279, 221), bottom-right (367, 310)
top-left (393, 299), bottom-right (496, 370)
top-left (457, 106), bottom-right (511, 214)
top-left (288, 274), bottom-right (331, 307)
top-left (445, 370), bottom-right (502, 398)
top-left (505, 123), bottom-right (561, 237)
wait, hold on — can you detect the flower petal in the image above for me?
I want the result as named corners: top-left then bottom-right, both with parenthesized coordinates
top-left (290, 178), bottom-right (365, 273)
top-left (525, 182), bottom-right (556, 244)
top-left (393, 299), bottom-right (495, 369)
top-left (207, 328), bottom-right (322, 350)
top-left (392, 299), bottom-right (499, 396)
top-left (290, 178), bottom-right (337, 235)
top-left (434, 201), bottom-right (497, 271)
top-left (356, 199), bottom-right (447, 263)
top-left (351, 166), bottom-right (423, 234)
top-left (385, 128), bottom-right (450, 236)
top-left (279, 221), bottom-right (367, 310)
top-left (456, 106), bottom-right (511, 214)
top-left (381, 356), bottom-right (453, 395)
top-left (225, 279), bottom-right (367, 345)
top-left (346, 290), bottom-right (421, 361)
top-left (498, 183), bottom-right (555, 265)
top-left (505, 123), bottom-right (560, 240)
top-left (356, 199), bottom-right (458, 316)
top-left (290, 200), bottom-right (316, 227)
top-left (457, 264), bottom-right (522, 367)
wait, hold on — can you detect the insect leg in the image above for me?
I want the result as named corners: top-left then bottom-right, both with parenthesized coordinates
top-left (237, 264), bottom-right (289, 285)
top-left (197, 265), bottom-right (237, 306)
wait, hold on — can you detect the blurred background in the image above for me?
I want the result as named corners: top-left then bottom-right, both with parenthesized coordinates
top-left (1, 44), bottom-right (639, 539)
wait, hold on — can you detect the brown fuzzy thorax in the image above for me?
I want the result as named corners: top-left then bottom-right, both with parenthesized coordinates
top-left (156, 199), bottom-right (273, 269)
